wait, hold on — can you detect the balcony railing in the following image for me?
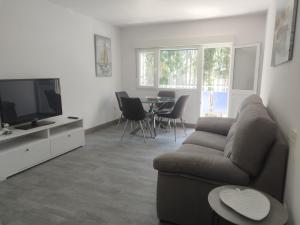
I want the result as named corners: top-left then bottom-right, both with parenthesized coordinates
top-left (201, 85), bottom-right (229, 117)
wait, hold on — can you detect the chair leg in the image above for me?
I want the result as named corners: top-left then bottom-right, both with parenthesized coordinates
top-left (160, 118), bottom-right (168, 132)
top-left (180, 117), bottom-right (187, 136)
top-left (121, 119), bottom-right (129, 141)
top-left (117, 113), bottom-right (123, 127)
top-left (139, 121), bottom-right (146, 143)
top-left (156, 117), bottom-right (161, 134)
top-left (153, 116), bottom-right (157, 137)
top-left (147, 120), bottom-right (153, 138)
top-left (173, 119), bottom-right (177, 142)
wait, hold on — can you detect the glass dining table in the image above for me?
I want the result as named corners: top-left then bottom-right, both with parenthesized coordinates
top-left (130, 97), bottom-right (176, 138)
top-left (141, 96), bottom-right (176, 113)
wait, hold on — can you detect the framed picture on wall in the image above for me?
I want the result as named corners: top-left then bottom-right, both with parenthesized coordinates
top-left (272, 0), bottom-right (298, 66)
top-left (94, 34), bottom-right (112, 77)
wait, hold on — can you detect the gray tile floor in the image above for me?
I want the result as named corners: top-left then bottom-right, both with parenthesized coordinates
top-left (0, 124), bottom-right (192, 225)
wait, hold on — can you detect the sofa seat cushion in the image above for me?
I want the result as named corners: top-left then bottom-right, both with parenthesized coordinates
top-left (183, 131), bottom-right (227, 151)
top-left (153, 144), bottom-right (250, 185)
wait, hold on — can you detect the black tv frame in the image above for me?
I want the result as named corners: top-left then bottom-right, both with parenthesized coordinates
top-left (0, 78), bottom-right (62, 130)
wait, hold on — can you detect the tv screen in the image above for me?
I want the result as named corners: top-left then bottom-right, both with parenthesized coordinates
top-left (0, 79), bottom-right (62, 126)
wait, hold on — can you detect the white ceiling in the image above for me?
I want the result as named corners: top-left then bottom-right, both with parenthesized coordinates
top-left (49, 0), bottom-right (270, 27)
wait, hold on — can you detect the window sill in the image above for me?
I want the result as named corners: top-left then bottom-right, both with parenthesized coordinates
top-left (158, 87), bottom-right (197, 91)
top-left (136, 87), bottom-right (198, 91)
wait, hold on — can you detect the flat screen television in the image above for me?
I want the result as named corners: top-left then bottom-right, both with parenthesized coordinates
top-left (0, 78), bottom-right (62, 130)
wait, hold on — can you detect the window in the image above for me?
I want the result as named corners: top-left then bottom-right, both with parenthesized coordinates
top-left (159, 49), bottom-right (198, 89)
top-left (137, 49), bottom-right (156, 87)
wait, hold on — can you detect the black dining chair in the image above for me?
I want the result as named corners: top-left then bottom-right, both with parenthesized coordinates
top-left (157, 95), bottom-right (189, 142)
top-left (156, 90), bottom-right (176, 112)
top-left (121, 97), bottom-right (152, 143)
top-left (115, 91), bottom-right (129, 127)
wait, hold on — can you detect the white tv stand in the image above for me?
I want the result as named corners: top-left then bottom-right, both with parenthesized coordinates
top-left (0, 116), bottom-right (85, 181)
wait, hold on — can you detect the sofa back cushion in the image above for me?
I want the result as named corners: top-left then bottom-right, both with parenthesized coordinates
top-left (225, 104), bottom-right (277, 176)
top-left (224, 123), bottom-right (236, 157)
top-left (235, 94), bottom-right (263, 119)
top-left (225, 95), bottom-right (264, 157)
top-left (226, 122), bottom-right (237, 141)
top-left (239, 94), bottom-right (263, 112)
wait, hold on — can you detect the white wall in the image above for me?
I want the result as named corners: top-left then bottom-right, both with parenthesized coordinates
top-left (120, 14), bottom-right (266, 124)
top-left (260, 1), bottom-right (300, 224)
top-left (0, 0), bottom-right (122, 129)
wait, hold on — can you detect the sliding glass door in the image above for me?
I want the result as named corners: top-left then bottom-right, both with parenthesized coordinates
top-left (201, 46), bottom-right (231, 117)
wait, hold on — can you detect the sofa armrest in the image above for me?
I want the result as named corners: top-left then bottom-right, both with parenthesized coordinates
top-left (153, 151), bottom-right (249, 185)
top-left (195, 117), bottom-right (235, 136)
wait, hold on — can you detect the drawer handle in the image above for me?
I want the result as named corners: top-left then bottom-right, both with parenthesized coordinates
top-left (25, 149), bottom-right (30, 152)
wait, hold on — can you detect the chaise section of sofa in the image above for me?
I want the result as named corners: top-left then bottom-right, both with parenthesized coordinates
top-left (153, 95), bottom-right (289, 225)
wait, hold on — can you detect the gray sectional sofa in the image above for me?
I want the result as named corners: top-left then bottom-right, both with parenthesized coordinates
top-left (153, 95), bottom-right (289, 225)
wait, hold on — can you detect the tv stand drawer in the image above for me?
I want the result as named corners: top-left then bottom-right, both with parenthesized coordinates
top-left (23, 140), bottom-right (51, 167)
top-left (0, 139), bottom-right (51, 178)
top-left (50, 128), bottom-right (85, 157)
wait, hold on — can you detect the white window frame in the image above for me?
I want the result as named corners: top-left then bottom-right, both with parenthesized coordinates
top-left (229, 43), bottom-right (261, 94)
top-left (200, 44), bottom-right (233, 117)
top-left (136, 48), bottom-right (158, 89)
top-left (158, 47), bottom-right (200, 90)
top-left (135, 43), bottom-right (233, 91)
top-left (228, 43), bottom-right (261, 117)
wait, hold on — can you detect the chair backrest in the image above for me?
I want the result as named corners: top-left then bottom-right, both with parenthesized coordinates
top-left (158, 91), bottom-right (175, 98)
top-left (157, 91), bottom-right (176, 110)
top-left (170, 95), bottom-right (189, 118)
top-left (115, 91), bottom-right (129, 111)
top-left (121, 97), bottom-right (146, 121)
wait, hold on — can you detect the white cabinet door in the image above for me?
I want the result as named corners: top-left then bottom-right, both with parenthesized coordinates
top-left (0, 139), bottom-right (51, 179)
top-left (228, 43), bottom-right (261, 117)
top-left (0, 147), bottom-right (28, 178)
top-left (50, 128), bottom-right (85, 157)
top-left (23, 140), bottom-right (51, 167)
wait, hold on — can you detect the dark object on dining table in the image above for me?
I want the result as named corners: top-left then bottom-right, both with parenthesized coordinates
top-left (146, 96), bottom-right (161, 101)
top-left (156, 91), bottom-right (176, 112)
top-left (157, 95), bottom-right (189, 142)
top-left (120, 97), bottom-right (152, 143)
top-left (115, 91), bottom-right (129, 127)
